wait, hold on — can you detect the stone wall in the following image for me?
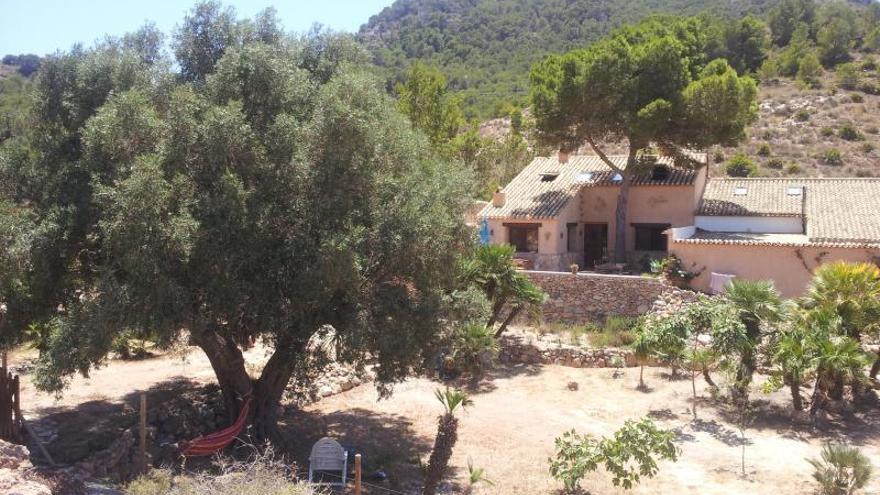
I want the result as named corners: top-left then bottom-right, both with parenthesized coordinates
top-left (524, 270), bottom-right (672, 324)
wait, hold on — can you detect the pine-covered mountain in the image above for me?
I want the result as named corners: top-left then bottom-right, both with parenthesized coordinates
top-left (359, 0), bottom-right (775, 117)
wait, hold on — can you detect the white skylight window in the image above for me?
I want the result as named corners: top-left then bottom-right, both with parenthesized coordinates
top-left (733, 187), bottom-right (748, 196)
top-left (576, 171), bottom-right (594, 183)
top-left (787, 186), bottom-right (803, 196)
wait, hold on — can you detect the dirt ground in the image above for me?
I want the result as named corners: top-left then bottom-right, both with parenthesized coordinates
top-left (12, 345), bottom-right (880, 494)
top-left (292, 365), bottom-right (880, 495)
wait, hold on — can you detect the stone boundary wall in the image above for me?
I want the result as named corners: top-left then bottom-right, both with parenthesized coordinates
top-left (524, 270), bottom-right (672, 324)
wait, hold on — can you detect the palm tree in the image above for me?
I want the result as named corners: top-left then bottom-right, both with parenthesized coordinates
top-left (723, 280), bottom-right (785, 397)
top-left (805, 262), bottom-right (880, 379)
top-left (810, 337), bottom-right (870, 415)
top-left (460, 245), bottom-right (545, 337)
top-left (423, 388), bottom-right (472, 495)
top-left (770, 307), bottom-right (837, 411)
top-left (808, 444), bottom-right (873, 495)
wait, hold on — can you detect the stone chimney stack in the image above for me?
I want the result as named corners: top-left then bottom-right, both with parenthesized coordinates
top-left (492, 187), bottom-right (506, 208)
top-left (558, 149), bottom-right (570, 164)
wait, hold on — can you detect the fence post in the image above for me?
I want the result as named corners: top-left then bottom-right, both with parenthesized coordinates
top-left (354, 453), bottom-right (362, 495)
top-left (139, 393), bottom-right (147, 474)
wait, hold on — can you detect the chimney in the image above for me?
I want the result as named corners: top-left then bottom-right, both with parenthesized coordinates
top-left (558, 149), bottom-right (569, 164)
top-left (492, 187), bottom-right (506, 208)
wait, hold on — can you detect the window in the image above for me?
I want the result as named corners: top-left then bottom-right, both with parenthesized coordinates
top-left (734, 187), bottom-right (748, 196)
top-left (787, 186), bottom-right (803, 196)
top-left (633, 224), bottom-right (670, 251)
top-left (567, 223), bottom-right (579, 252)
top-left (508, 225), bottom-right (539, 252)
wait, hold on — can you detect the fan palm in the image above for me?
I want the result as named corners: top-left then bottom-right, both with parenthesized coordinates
top-left (723, 280), bottom-right (785, 396)
top-left (770, 307), bottom-right (837, 411)
top-left (805, 262), bottom-right (880, 379)
top-left (808, 444), bottom-right (873, 495)
top-left (810, 337), bottom-right (870, 414)
top-left (423, 389), bottom-right (473, 495)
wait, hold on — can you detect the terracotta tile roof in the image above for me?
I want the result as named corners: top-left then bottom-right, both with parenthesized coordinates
top-left (479, 154), bottom-right (702, 220)
top-left (698, 178), bottom-right (804, 217)
top-left (685, 178), bottom-right (880, 247)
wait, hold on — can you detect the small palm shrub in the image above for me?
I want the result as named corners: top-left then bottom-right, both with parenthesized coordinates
top-left (823, 148), bottom-right (844, 166)
top-left (449, 324), bottom-right (499, 375)
top-left (724, 153), bottom-right (758, 177)
top-left (808, 444), bottom-right (872, 495)
top-left (423, 389), bottom-right (472, 495)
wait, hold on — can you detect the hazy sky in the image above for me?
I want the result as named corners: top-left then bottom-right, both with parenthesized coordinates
top-left (0, 0), bottom-right (396, 56)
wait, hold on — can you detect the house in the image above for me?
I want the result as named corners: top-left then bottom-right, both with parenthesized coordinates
top-left (669, 178), bottom-right (880, 297)
top-left (478, 152), bottom-right (708, 271)
top-left (480, 153), bottom-right (880, 297)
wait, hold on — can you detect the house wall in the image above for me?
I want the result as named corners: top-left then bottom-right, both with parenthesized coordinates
top-left (694, 216), bottom-right (804, 234)
top-left (486, 218), bottom-right (579, 271)
top-left (670, 241), bottom-right (880, 297)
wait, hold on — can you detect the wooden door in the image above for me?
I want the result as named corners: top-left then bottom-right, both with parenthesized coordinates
top-left (583, 223), bottom-right (608, 268)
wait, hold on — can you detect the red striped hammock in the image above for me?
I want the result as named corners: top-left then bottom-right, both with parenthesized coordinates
top-left (180, 396), bottom-right (252, 457)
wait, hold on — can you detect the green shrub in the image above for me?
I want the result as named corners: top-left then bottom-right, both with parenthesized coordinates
top-left (860, 81), bottom-right (880, 95)
top-left (839, 125), bottom-right (864, 141)
top-left (820, 127), bottom-right (835, 137)
top-left (823, 148), bottom-right (844, 165)
top-left (766, 157), bottom-right (785, 169)
top-left (807, 444), bottom-right (872, 495)
top-left (862, 56), bottom-right (878, 72)
top-left (849, 93), bottom-right (864, 103)
top-left (713, 150), bottom-right (725, 163)
top-left (549, 418), bottom-right (679, 492)
top-left (448, 324), bottom-right (499, 375)
top-left (757, 143), bottom-right (771, 156)
top-left (861, 142), bottom-right (875, 154)
top-left (836, 63), bottom-right (860, 90)
top-left (797, 52), bottom-right (823, 89)
top-left (724, 153), bottom-right (758, 177)
top-left (794, 109), bottom-right (811, 122)
top-left (785, 163), bottom-right (803, 174)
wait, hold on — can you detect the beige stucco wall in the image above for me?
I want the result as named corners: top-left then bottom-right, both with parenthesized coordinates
top-left (671, 242), bottom-right (880, 297)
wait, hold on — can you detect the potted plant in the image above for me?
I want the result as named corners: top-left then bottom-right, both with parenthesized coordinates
top-left (570, 263), bottom-right (580, 274)
top-left (650, 255), bottom-right (694, 288)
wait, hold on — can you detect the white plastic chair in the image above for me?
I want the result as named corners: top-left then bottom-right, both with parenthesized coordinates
top-left (308, 437), bottom-right (348, 486)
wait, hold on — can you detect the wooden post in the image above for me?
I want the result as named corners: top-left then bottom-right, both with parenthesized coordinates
top-left (354, 453), bottom-right (362, 495)
top-left (139, 393), bottom-right (147, 474)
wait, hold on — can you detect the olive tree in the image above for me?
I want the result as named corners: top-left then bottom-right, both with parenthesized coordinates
top-left (1, 4), bottom-right (474, 441)
top-left (530, 17), bottom-right (757, 263)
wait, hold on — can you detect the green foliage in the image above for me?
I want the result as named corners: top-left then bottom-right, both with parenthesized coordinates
top-left (839, 125), bottom-right (863, 141)
top-left (588, 316), bottom-right (637, 348)
top-left (797, 51), bottom-right (824, 88)
top-left (757, 142), bottom-right (772, 156)
top-left (805, 261), bottom-right (880, 341)
top-left (836, 63), bottom-right (861, 90)
top-left (823, 148), bottom-right (844, 165)
top-left (785, 162), bottom-right (803, 174)
top-left (0, 74), bottom-right (32, 141)
top-left (467, 457), bottom-right (494, 486)
top-left (549, 418), bottom-right (678, 491)
top-left (448, 324), bottom-right (500, 375)
top-left (768, 0), bottom-right (816, 47)
top-left (460, 244), bottom-right (545, 336)
top-left (725, 152), bottom-right (758, 177)
top-left (795, 109), bottom-right (811, 121)
top-left (361, 0), bottom-right (772, 118)
top-left (396, 62), bottom-right (464, 149)
top-left (821, 126), bottom-right (836, 137)
top-left (808, 444), bottom-right (873, 495)
top-left (1, 54), bottom-right (42, 77)
top-left (766, 157), bottom-right (785, 169)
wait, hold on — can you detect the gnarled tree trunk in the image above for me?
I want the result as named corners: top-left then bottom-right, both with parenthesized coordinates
top-left (613, 172), bottom-right (632, 264)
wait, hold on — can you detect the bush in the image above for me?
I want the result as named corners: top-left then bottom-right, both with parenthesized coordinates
top-left (713, 150), bottom-right (725, 163)
top-left (839, 125), bottom-right (863, 141)
top-left (823, 148), bottom-right (844, 166)
top-left (861, 142), bottom-right (875, 154)
top-left (860, 81), bottom-right (880, 95)
top-left (549, 418), bottom-right (678, 491)
top-left (797, 52), bottom-right (823, 89)
top-left (862, 56), bottom-right (878, 72)
top-left (766, 157), bottom-right (785, 169)
top-left (849, 93), bottom-right (863, 103)
top-left (127, 452), bottom-right (316, 495)
top-left (820, 127), bottom-right (835, 137)
top-left (807, 444), bottom-right (872, 495)
top-left (448, 324), bottom-right (499, 375)
top-left (794, 109), bottom-right (811, 122)
top-left (785, 163), bottom-right (803, 174)
top-left (836, 63), bottom-right (861, 90)
top-left (724, 153), bottom-right (758, 177)
top-left (588, 316), bottom-right (636, 348)
top-left (756, 143), bottom-right (771, 156)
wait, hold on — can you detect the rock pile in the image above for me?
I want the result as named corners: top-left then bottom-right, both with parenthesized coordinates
top-left (650, 287), bottom-right (702, 317)
top-left (0, 440), bottom-right (52, 495)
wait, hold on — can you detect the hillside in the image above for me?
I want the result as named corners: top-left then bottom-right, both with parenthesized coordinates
top-left (359, 0), bottom-right (773, 117)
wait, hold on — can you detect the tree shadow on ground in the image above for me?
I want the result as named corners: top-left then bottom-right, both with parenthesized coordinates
top-left (690, 418), bottom-right (751, 447)
top-left (279, 407), bottom-right (450, 495)
top-left (438, 362), bottom-right (545, 395)
top-left (24, 377), bottom-right (204, 467)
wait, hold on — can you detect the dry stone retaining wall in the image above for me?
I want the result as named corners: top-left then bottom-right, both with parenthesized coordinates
top-left (524, 271), bottom-right (672, 324)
